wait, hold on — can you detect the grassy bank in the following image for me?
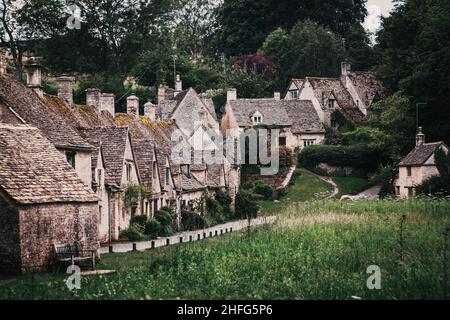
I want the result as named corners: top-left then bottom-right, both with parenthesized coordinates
top-left (259, 170), bottom-right (332, 214)
top-left (333, 176), bottom-right (370, 198)
top-left (1, 199), bottom-right (448, 300)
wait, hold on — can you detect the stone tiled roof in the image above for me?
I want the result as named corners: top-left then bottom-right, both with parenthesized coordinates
top-left (157, 89), bottom-right (189, 119)
top-left (0, 124), bottom-right (98, 204)
top-left (282, 100), bottom-right (325, 134)
top-left (181, 173), bottom-right (206, 191)
top-left (399, 142), bottom-right (444, 166)
top-left (207, 164), bottom-right (225, 188)
top-left (82, 127), bottom-right (129, 187)
top-left (43, 94), bottom-right (115, 132)
top-left (229, 99), bottom-right (292, 127)
top-left (347, 72), bottom-right (388, 107)
top-left (0, 74), bottom-right (94, 150)
top-left (290, 79), bottom-right (304, 90)
top-left (307, 77), bottom-right (365, 125)
top-left (132, 139), bottom-right (155, 187)
top-left (158, 88), bottom-right (217, 121)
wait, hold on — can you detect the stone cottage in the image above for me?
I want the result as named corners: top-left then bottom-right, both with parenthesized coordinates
top-left (0, 68), bottom-right (97, 188)
top-left (285, 61), bottom-right (387, 127)
top-left (221, 88), bottom-right (325, 150)
top-left (395, 127), bottom-right (449, 198)
top-left (0, 124), bottom-right (99, 274)
top-left (83, 127), bottom-right (140, 241)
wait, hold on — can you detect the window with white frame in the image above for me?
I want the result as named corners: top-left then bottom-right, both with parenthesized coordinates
top-left (303, 139), bottom-right (315, 147)
top-left (252, 111), bottom-right (263, 125)
top-left (290, 90), bottom-right (299, 100)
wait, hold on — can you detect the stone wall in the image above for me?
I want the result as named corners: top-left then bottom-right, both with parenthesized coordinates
top-left (0, 197), bottom-right (21, 274)
top-left (17, 201), bottom-right (99, 273)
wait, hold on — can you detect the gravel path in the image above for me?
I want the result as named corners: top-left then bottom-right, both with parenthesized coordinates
top-left (299, 168), bottom-right (339, 199)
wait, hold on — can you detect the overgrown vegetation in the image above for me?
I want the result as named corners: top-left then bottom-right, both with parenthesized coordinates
top-left (3, 199), bottom-right (449, 299)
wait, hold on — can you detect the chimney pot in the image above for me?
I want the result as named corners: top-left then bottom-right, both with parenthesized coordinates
top-left (25, 64), bottom-right (44, 97)
top-left (86, 88), bottom-right (101, 108)
top-left (274, 92), bottom-right (281, 100)
top-left (158, 84), bottom-right (166, 104)
top-left (100, 93), bottom-right (115, 117)
top-left (227, 88), bottom-right (237, 102)
top-left (341, 61), bottom-right (351, 77)
top-left (127, 95), bottom-right (139, 118)
top-left (416, 127), bottom-right (425, 146)
top-left (175, 74), bottom-right (182, 92)
top-left (144, 100), bottom-right (156, 121)
top-left (57, 76), bottom-right (75, 105)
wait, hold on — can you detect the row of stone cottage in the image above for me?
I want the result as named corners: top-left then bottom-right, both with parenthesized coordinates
top-left (0, 64), bottom-right (243, 273)
top-left (0, 60), bottom-right (388, 273)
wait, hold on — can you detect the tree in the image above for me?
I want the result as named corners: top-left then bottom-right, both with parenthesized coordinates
top-left (374, 0), bottom-right (450, 144)
top-left (0, 0), bottom-right (64, 79)
top-left (216, 0), bottom-right (368, 56)
top-left (235, 190), bottom-right (260, 220)
top-left (260, 20), bottom-right (345, 89)
top-left (173, 0), bottom-right (218, 61)
top-left (367, 92), bottom-right (416, 159)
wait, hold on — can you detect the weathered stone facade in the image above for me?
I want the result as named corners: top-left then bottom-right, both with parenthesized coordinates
top-left (0, 199), bottom-right (99, 274)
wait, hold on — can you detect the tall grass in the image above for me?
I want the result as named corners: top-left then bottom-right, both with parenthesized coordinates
top-left (1, 198), bottom-right (449, 300)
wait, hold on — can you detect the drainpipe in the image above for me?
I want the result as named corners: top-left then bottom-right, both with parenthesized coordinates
top-left (107, 186), bottom-right (113, 243)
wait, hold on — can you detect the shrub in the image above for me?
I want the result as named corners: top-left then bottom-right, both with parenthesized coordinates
top-left (278, 146), bottom-right (294, 168)
top-left (215, 190), bottom-right (232, 219)
top-left (144, 219), bottom-right (161, 239)
top-left (254, 183), bottom-right (273, 200)
top-left (241, 181), bottom-right (256, 190)
top-left (181, 210), bottom-right (206, 231)
top-left (206, 197), bottom-right (225, 224)
top-left (154, 210), bottom-right (172, 227)
top-left (120, 225), bottom-right (147, 241)
top-left (235, 190), bottom-right (260, 219)
top-left (131, 215), bottom-right (148, 227)
top-left (298, 144), bottom-right (381, 172)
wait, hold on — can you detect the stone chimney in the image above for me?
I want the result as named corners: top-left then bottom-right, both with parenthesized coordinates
top-left (100, 93), bottom-right (115, 117)
top-left (144, 100), bottom-right (156, 121)
top-left (227, 88), bottom-right (237, 102)
top-left (416, 127), bottom-right (425, 146)
top-left (57, 76), bottom-right (74, 106)
top-left (341, 61), bottom-right (351, 77)
top-left (158, 84), bottom-right (166, 104)
top-left (274, 91), bottom-right (281, 100)
top-left (127, 95), bottom-right (139, 118)
top-left (86, 88), bottom-right (101, 108)
top-left (0, 55), bottom-right (6, 75)
top-left (25, 64), bottom-right (44, 97)
top-left (175, 74), bottom-right (183, 91)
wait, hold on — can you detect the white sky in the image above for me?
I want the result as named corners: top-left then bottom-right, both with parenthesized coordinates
top-left (364, 0), bottom-right (396, 33)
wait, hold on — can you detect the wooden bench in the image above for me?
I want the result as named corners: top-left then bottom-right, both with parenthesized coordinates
top-left (53, 243), bottom-right (96, 271)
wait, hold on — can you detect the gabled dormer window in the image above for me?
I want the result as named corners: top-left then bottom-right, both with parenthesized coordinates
top-left (66, 151), bottom-right (76, 169)
top-left (252, 111), bottom-right (263, 125)
top-left (328, 98), bottom-right (335, 109)
top-left (290, 90), bottom-right (299, 100)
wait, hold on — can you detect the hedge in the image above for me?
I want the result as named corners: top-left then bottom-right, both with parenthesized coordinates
top-left (298, 144), bottom-right (381, 171)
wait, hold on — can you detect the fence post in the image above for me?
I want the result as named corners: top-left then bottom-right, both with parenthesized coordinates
top-left (109, 245), bottom-right (114, 253)
top-left (198, 234), bottom-right (201, 241)
top-left (166, 238), bottom-right (170, 246)
top-left (132, 243), bottom-right (137, 251)
top-left (151, 241), bottom-right (155, 249)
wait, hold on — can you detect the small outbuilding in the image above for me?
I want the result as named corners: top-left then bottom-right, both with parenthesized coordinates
top-left (0, 124), bottom-right (99, 274)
